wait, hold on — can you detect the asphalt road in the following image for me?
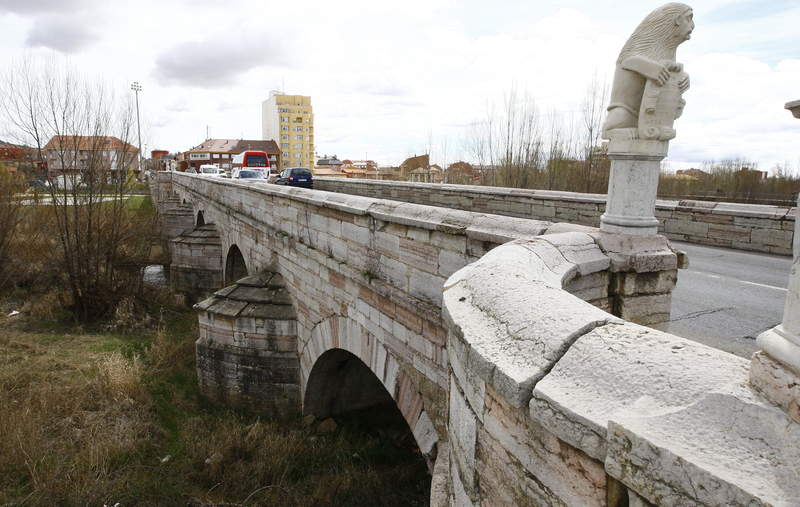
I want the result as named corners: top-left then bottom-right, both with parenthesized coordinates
top-left (652, 241), bottom-right (793, 359)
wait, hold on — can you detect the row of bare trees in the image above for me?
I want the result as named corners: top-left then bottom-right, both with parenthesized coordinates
top-left (464, 79), bottom-right (611, 194)
top-left (1, 58), bottom-right (153, 322)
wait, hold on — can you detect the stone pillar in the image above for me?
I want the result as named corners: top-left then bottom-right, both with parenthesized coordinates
top-left (750, 102), bottom-right (800, 421)
top-left (595, 3), bottom-right (694, 323)
top-left (600, 142), bottom-right (666, 236)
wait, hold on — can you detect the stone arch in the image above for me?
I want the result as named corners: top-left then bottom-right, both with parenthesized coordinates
top-left (196, 210), bottom-right (205, 227)
top-left (301, 316), bottom-right (439, 464)
top-left (225, 244), bottom-right (248, 284)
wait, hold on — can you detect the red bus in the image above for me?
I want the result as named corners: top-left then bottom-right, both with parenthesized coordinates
top-left (232, 151), bottom-right (271, 173)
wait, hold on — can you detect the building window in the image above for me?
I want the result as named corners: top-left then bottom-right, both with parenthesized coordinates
top-left (294, 126), bottom-right (303, 132)
top-left (283, 152), bottom-right (290, 158)
top-left (294, 153), bottom-right (302, 158)
top-left (281, 116), bottom-right (288, 122)
top-left (281, 126), bottom-right (288, 131)
top-left (281, 143), bottom-right (289, 149)
top-left (281, 134), bottom-right (289, 140)
top-left (294, 135), bottom-right (303, 140)
top-left (293, 144), bottom-right (303, 149)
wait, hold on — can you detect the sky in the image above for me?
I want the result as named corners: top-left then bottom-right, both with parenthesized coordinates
top-left (0, 0), bottom-right (798, 173)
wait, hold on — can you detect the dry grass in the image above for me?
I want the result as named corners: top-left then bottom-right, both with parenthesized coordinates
top-left (0, 307), bottom-right (430, 506)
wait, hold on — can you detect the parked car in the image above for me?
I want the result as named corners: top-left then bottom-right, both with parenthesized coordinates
top-left (199, 164), bottom-right (226, 177)
top-left (233, 169), bottom-right (268, 183)
top-left (27, 179), bottom-right (49, 190)
top-left (275, 167), bottom-right (313, 188)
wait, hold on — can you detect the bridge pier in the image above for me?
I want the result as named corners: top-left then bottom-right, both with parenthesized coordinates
top-left (169, 223), bottom-right (223, 302)
top-left (194, 271), bottom-right (301, 418)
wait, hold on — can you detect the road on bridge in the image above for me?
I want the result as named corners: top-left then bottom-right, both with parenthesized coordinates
top-left (652, 241), bottom-right (792, 359)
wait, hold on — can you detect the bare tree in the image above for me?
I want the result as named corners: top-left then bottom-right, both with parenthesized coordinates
top-left (580, 73), bottom-right (609, 193)
top-left (0, 164), bottom-right (24, 289)
top-left (0, 58), bottom-right (150, 322)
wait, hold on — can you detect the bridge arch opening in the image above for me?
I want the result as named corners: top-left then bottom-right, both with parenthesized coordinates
top-left (224, 244), bottom-right (248, 284)
top-left (304, 348), bottom-right (431, 496)
top-left (196, 210), bottom-right (205, 227)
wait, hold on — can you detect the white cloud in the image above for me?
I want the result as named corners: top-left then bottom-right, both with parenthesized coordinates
top-left (0, 0), bottom-right (797, 174)
top-left (153, 35), bottom-right (290, 88)
top-left (24, 14), bottom-right (96, 53)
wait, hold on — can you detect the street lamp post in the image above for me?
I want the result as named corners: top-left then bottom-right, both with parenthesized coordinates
top-left (131, 81), bottom-right (143, 175)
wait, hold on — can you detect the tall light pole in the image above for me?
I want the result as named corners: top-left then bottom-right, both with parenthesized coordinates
top-left (131, 81), bottom-right (143, 174)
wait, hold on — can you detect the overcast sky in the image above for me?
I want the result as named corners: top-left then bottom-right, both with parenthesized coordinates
top-left (0, 0), bottom-right (798, 173)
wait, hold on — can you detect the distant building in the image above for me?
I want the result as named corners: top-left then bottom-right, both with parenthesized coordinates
top-left (738, 167), bottom-right (768, 180)
top-left (410, 163), bottom-right (443, 183)
top-left (0, 140), bottom-right (36, 174)
top-left (315, 155), bottom-right (346, 178)
top-left (151, 150), bottom-right (169, 161)
top-left (342, 159), bottom-right (379, 179)
top-left (399, 154), bottom-right (430, 181)
top-left (445, 161), bottom-right (479, 184)
top-left (43, 136), bottom-right (139, 177)
top-left (181, 139), bottom-right (280, 172)
top-left (675, 168), bottom-right (709, 180)
top-left (262, 91), bottom-right (314, 170)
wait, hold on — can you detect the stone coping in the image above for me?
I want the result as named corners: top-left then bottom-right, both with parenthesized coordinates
top-left (194, 271), bottom-right (295, 320)
top-left (171, 172), bottom-right (597, 243)
top-left (442, 232), bottom-right (619, 408)
top-left (443, 231), bottom-right (800, 505)
top-left (316, 176), bottom-right (797, 221)
top-left (172, 223), bottom-right (220, 245)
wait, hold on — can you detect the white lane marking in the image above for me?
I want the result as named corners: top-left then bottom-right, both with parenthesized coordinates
top-left (741, 280), bottom-right (788, 292)
top-left (685, 270), bottom-right (787, 292)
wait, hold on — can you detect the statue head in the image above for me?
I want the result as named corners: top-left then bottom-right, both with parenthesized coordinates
top-left (618, 3), bottom-right (694, 64)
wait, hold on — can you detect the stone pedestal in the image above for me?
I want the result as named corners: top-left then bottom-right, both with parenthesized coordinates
top-left (593, 232), bottom-right (678, 325)
top-left (600, 140), bottom-right (667, 237)
top-left (194, 271), bottom-right (300, 418)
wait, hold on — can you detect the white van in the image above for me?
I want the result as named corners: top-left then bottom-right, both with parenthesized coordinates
top-left (199, 164), bottom-right (226, 177)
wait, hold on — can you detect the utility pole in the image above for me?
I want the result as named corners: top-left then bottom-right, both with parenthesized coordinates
top-left (131, 81), bottom-right (143, 174)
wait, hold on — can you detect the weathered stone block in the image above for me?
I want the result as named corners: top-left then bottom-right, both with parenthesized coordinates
top-left (750, 351), bottom-right (800, 423)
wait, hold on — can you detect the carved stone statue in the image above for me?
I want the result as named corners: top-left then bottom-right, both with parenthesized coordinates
top-left (603, 3), bottom-right (694, 141)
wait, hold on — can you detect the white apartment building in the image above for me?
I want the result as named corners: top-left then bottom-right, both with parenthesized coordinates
top-left (261, 91), bottom-right (314, 170)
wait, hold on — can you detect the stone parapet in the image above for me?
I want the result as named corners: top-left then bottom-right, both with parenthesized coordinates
top-left (316, 177), bottom-right (796, 255)
top-left (442, 237), bottom-right (800, 506)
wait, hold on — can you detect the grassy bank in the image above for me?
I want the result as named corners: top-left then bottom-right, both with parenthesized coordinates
top-left (0, 302), bottom-right (430, 506)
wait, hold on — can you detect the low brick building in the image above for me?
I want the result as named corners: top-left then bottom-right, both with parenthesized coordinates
top-left (43, 136), bottom-right (139, 177)
top-left (181, 139), bottom-right (280, 173)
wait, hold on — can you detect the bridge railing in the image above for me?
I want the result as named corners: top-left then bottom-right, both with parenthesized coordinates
top-left (316, 177), bottom-right (796, 256)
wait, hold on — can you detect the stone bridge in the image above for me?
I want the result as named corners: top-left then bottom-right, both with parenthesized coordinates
top-left (151, 170), bottom-right (799, 506)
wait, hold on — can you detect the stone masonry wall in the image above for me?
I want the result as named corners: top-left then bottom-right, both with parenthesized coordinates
top-left (316, 177), bottom-right (797, 255)
top-left (443, 238), bottom-right (800, 506)
top-left (159, 172), bottom-right (674, 471)
top-left (154, 172), bottom-right (699, 505)
top-left (166, 173), bottom-right (610, 435)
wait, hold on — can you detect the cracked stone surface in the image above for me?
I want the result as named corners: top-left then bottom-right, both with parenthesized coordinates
top-left (606, 381), bottom-right (800, 506)
top-left (443, 238), bottom-right (619, 408)
top-left (530, 322), bottom-right (749, 461)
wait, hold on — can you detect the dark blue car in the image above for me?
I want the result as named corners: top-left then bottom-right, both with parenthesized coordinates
top-left (275, 167), bottom-right (313, 188)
